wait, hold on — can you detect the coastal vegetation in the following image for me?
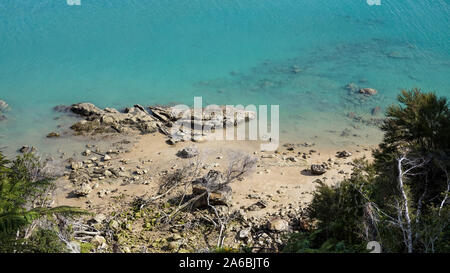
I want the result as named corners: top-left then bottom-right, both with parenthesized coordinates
top-left (284, 89), bottom-right (450, 253)
top-left (0, 152), bottom-right (85, 253)
top-left (0, 89), bottom-right (448, 253)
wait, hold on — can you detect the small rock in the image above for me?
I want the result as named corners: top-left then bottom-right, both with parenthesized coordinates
top-left (310, 164), bottom-right (327, 175)
top-left (176, 146), bottom-right (199, 158)
top-left (90, 235), bottom-right (106, 247)
top-left (238, 229), bottom-right (251, 240)
top-left (336, 151), bottom-right (352, 158)
top-left (74, 183), bottom-right (91, 196)
top-left (267, 218), bottom-right (289, 232)
top-left (71, 161), bottom-right (83, 170)
top-left (46, 132), bottom-right (60, 138)
top-left (359, 88), bottom-right (377, 96)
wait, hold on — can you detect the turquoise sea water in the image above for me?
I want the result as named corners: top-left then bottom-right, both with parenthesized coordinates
top-left (0, 0), bottom-right (449, 155)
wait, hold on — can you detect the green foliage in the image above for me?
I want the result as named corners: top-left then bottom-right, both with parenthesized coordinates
top-left (0, 151), bottom-right (85, 253)
top-left (380, 88), bottom-right (450, 152)
top-left (80, 242), bottom-right (95, 253)
top-left (21, 229), bottom-right (68, 253)
top-left (283, 230), bottom-right (367, 253)
top-left (286, 89), bottom-right (450, 253)
top-left (307, 158), bottom-right (374, 245)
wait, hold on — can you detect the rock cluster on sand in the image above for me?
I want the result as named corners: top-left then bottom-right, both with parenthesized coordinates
top-left (68, 103), bottom-right (256, 145)
top-left (70, 103), bottom-right (160, 135)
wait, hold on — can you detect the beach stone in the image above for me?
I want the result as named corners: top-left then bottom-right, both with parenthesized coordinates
top-left (336, 151), bottom-right (352, 158)
top-left (109, 220), bottom-right (120, 230)
top-left (311, 164), bottom-right (327, 175)
top-left (18, 146), bottom-right (36, 154)
top-left (267, 218), bottom-right (289, 232)
top-left (103, 154), bottom-right (112, 161)
top-left (46, 132), bottom-right (60, 138)
top-left (90, 235), bottom-right (106, 248)
top-left (359, 88), bottom-right (377, 96)
top-left (71, 161), bottom-right (83, 170)
top-left (176, 146), bottom-right (199, 158)
top-left (74, 182), bottom-right (92, 196)
top-left (92, 214), bottom-right (106, 223)
top-left (238, 229), bottom-right (251, 240)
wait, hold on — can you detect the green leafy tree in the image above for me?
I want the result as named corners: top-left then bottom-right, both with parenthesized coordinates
top-left (0, 152), bottom-right (85, 253)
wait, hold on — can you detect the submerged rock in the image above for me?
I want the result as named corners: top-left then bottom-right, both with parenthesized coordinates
top-left (344, 83), bottom-right (359, 92)
top-left (19, 146), bottom-right (36, 154)
top-left (359, 88), bottom-right (378, 96)
top-left (0, 100), bottom-right (8, 112)
top-left (0, 100), bottom-right (9, 121)
top-left (53, 105), bottom-right (71, 113)
top-left (371, 106), bottom-right (382, 115)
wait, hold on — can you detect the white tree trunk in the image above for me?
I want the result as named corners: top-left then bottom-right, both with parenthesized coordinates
top-left (398, 157), bottom-right (413, 253)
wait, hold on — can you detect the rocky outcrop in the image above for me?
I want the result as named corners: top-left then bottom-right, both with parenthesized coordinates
top-left (67, 102), bottom-right (256, 145)
top-left (69, 103), bottom-right (160, 135)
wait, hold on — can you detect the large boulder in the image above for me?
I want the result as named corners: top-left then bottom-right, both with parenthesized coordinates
top-left (192, 170), bottom-right (232, 207)
top-left (71, 103), bottom-right (104, 117)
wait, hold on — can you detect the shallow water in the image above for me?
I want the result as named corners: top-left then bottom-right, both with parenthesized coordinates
top-left (0, 0), bottom-right (449, 156)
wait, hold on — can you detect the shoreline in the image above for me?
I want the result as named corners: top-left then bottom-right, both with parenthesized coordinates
top-left (4, 101), bottom-right (378, 252)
